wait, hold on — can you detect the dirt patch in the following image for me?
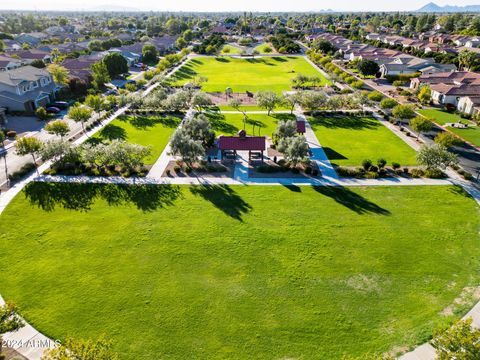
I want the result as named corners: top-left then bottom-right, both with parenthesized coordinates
top-left (344, 274), bottom-right (382, 294)
top-left (441, 286), bottom-right (480, 316)
top-left (162, 160), bottom-right (234, 178)
top-left (207, 92), bottom-right (256, 106)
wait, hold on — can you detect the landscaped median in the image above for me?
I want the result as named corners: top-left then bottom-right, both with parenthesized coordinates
top-left (0, 184), bottom-right (478, 359)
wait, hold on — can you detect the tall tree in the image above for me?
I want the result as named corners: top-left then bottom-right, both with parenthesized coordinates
top-left (68, 106), bottom-right (93, 134)
top-left (0, 302), bottom-right (24, 356)
top-left (102, 52), bottom-right (128, 78)
top-left (432, 318), bottom-right (480, 360)
top-left (47, 64), bottom-right (69, 85)
top-left (15, 137), bottom-right (43, 175)
top-left (91, 61), bottom-right (111, 89)
top-left (410, 116), bottom-right (433, 139)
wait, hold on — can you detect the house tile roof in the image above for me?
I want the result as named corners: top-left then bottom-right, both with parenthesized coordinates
top-left (0, 65), bottom-right (51, 87)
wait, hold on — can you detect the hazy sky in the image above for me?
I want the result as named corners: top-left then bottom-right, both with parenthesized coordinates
top-left (1, 0), bottom-right (479, 12)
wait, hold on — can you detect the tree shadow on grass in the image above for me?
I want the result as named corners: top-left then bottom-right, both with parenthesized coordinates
top-left (171, 65), bottom-right (197, 80)
top-left (203, 112), bottom-right (239, 134)
top-left (272, 56), bottom-right (288, 62)
top-left (128, 115), bottom-right (181, 130)
top-left (273, 113), bottom-right (296, 121)
top-left (448, 185), bottom-right (475, 199)
top-left (283, 184), bottom-right (301, 192)
top-left (189, 184), bottom-right (252, 222)
top-left (323, 147), bottom-right (347, 161)
top-left (215, 57), bottom-right (230, 62)
top-left (98, 124), bottom-right (127, 141)
top-left (23, 182), bottom-right (182, 213)
top-left (309, 116), bottom-right (379, 130)
top-left (312, 186), bottom-right (390, 215)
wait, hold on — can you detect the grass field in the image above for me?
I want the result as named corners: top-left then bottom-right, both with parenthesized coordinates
top-left (202, 112), bottom-right (295, 137)
top-left (172, 56), bottom-right (330, 93)
top-left (0, 184), bottom-right (479, 359)
top-left (254, 43), bottom-right (275, 54)
top-left (90, 115), bottom-right (181, 165)
top-left (449, 126), bottom-right (480, 147)
top-left (418, 108), bottom-right (480, 147)
top-left (418, 108), bottom-right (466, 126)
top-left (220, 44), bottom-right (243, 55)
top-left (309, 115), bottom-right (418, 167)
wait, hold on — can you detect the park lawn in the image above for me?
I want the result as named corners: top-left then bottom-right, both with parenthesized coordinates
top-left (449, 126), bottom-right (480, 147)
top-left (418, 108), bottom-right (469, 126)
top-left (220, 44), bottom-right (243, 55)
top-left (0, 184), bottom-right (479, 359)
top-left (254, 42), bottom-right (275, 54)
top-left (172, 56), bottom-right (330, 93)
top-left (202, 112), bottom-right (295, 137)
top-left (309, 115), bottom-right (418, 167)
top-left (91, 115), bottom-right (181, 165)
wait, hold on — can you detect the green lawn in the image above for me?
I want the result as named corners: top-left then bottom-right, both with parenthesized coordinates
top-left (254, 42), bottom-right (275, 54)
top-left (202, 112), bottom-right (295, 137)
top-left (172, 56), bottom-right (330, 93)
top-left (91, 115), bottom-right (181, 165)
top-left (418, 108), bottom-right (480, 147)
top-left (0, 184), bottom-right (479, 359)
top-left (309, 115), bottom-right (418, 167)
top-left (418, 108), bottom-right (466, 126)
top-left (449, 126), bottom-right (480, 147)
top-left (220, 44), bottom-right (243, 55)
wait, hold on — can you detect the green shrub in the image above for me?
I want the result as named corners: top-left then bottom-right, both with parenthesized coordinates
top-left (362, 159), bottom-right (373, 171)
top-left (425, 169), bottom-right (446, 179)
top-left (368, 91), bottom-right (384, 102)
top-left (8, 162), bottom-right (36, 182)
top-left (351, 80), bottom-right (364, 89)
top-left (380, 98), bottom-right (397, 109)
top-left (411, 168), bottom-right (425, 178)
top-left (458, 169), bottom-right (474, 180)
top-left (392, 80), bottom-right (408, 87)
top-left (365, 171), bottom-right (379, 179)
top-left (377, 158), bottom-right (387, 168)
top-left (392, 162), bottom-right (401, 170)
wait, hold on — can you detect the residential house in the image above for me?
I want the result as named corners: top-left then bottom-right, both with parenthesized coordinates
top-left (108, 48), bottom-right (141, 66)
top-left (379, 56), bottom-right (456, 77)
top-left (14, 32), bottom-right (48, 47)
top-left (6, 49), bottom-right (53, 65)
top-left (457, 95), bottom-right (480, 115)
top-left (0, 55), bottom-right (22, 71)
top-left (0, 65), bottom-right (57, 113)
top-left (411, 71), bottom-right (480, 109)
top-left (61, 57), bottom-right (96, 83)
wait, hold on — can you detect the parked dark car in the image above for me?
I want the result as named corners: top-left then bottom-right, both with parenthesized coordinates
top-left (50, 101), bottom-right (69, 110)
top-left (46, 107), bottom-right (61, 114)
top-left (103, 89), bottom-right (119, 96)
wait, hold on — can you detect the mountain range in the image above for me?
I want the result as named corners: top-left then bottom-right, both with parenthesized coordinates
top-left (417, 2), bottom-right (480, 12)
